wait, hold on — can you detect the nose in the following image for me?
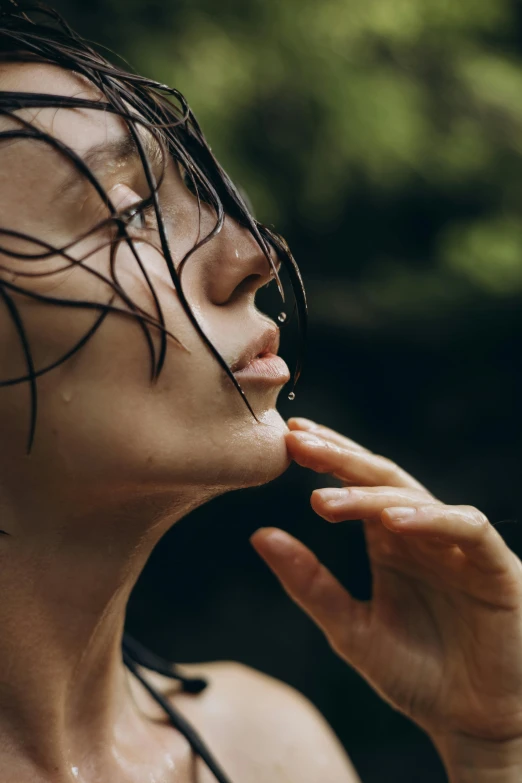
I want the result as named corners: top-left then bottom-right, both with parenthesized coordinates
top-left (202, 215), bottom-right (280, 306)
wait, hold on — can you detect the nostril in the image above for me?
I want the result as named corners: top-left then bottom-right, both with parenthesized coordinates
top-left (228, 273), bottom-right (264, 303)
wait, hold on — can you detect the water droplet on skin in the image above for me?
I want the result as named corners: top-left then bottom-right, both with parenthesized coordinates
top-left (288, 392), bottom-right (296, 401)
top-left (71, 768), bottom-right (79, 779)
top-left (165, 755), bottom-right (176, 770)
top-left (235, 249), bottom-right (240, 259)
top-left (61, 390), bottom-right (73, 403)
top-left (277, 312), bottom-right (287, 323)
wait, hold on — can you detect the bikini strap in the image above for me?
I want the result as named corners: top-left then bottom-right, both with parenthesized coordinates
top-left (122, 632), bottom-right (207, 694)
top-left (122, 634), bottom-right (235, 783)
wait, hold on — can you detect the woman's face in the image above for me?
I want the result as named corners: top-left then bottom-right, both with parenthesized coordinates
top-left (0, 63), bottom-right (291, 507)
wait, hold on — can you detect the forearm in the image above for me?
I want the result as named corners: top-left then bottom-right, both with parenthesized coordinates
top-left (432, 733), bottom-right (522, 783)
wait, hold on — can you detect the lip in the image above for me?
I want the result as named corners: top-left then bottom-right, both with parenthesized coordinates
top-left (231, 326), bottom-right (290, 385)
top-left (233, 353), bottom-right (291, 384)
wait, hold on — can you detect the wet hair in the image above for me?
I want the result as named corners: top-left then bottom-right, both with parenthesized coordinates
top-left (0, 0), bottom-right (307, 453)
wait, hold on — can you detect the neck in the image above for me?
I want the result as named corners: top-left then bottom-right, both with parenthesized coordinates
top-left (0, 484), bottom-right (204, 782)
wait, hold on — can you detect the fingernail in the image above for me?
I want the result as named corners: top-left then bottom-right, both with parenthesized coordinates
top-left (290, 431), bottom-right (325, 447)
top-left (384, 507), bottom-right (417, 523)
top-left (315, 488), bottom-right (348, 505)
top-left (288, 417), bottom-right (319, 430)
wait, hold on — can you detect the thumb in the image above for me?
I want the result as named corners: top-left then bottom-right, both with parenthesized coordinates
top-left (250, 527), bottom-right (371, 664)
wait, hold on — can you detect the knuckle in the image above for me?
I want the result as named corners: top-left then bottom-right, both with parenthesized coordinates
top-left (465, 506), bottom-right (489, 532)
top-left (327, 624), bottom-right (355, 661)
top-left (341, 487), bottom-right (360, 501)
top-left (327, 632), bottom-right (346, 658)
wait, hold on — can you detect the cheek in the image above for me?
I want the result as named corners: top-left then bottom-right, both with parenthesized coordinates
top-left (217, 407), bottom-right (291, 487)
top-left (114, 241), bottom-right (178, 311)
top-left (0, 238), bottom-right (191, 466)
top-left (0, 236), bottom-right (175, 378)
top-left (6, 312), bottom-right (207, 489)
top-left (0, 241), bottom-right (290, 493)
top-left (27, 324), bottom-right (288, 493)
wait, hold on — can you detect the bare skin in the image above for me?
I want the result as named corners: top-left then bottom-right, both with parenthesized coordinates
top-left (1, 57), bottom-right (522, 783)
top-left (125, 661), bottom-right (361, 783)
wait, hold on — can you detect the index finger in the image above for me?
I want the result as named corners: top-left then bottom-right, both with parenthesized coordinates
top-left (288, 417), bottom-right (371, 453)
top-left (286, 430), bottom-right (431, 493)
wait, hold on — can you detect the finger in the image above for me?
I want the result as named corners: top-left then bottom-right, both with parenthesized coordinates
top-left (286, 430), bottom-right (429, 492)
top-left (250, 527), bottom-right (370, 662)
top-left (382, 504), bottom-right (517, 574)
top-left (311, 486), bottom-right (435, 522)
top-left (287, 417), bottom-right (370, 453)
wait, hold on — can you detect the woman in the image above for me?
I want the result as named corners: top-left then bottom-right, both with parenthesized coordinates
top-left (0, 3), bottom-right (522, 782)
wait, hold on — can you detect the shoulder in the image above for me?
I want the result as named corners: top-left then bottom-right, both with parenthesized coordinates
top-left (171, 659), bottom-right (361, 783)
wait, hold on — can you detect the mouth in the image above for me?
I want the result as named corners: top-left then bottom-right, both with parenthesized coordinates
top-left (231, 326), bottom-right (291, 386)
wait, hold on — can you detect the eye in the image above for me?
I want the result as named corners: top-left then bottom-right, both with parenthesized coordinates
top-left (109, 184), bottom-right (154, 232)
top-left (126, 207), bottom-right (148, 230)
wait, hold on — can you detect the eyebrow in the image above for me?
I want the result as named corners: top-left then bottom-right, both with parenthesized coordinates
top-left (58, 130), bottom-right (164, 201)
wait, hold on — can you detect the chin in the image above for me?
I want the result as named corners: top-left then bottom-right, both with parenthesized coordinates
top-left (138, 404), bottom-right (291, 495)
top-left (211, 406), bottom-right (290, 491)
top-left (238, 406), bottom-right (291, 488)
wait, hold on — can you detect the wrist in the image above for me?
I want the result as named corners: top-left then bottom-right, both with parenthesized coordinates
top-left (432, 733), bottom-right (522, 783)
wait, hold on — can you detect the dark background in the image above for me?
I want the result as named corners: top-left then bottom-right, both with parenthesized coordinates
top-left (53, 1), bottom-right (522, 780)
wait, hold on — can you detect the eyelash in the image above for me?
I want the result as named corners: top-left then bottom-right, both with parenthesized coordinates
top-left (119, 200), bottom-right (157, 234)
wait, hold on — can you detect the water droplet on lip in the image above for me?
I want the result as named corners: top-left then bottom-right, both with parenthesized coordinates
top-left (288, 391), bottom-right (296, 401)
top-left (277, 312), bottom-right (287, 323)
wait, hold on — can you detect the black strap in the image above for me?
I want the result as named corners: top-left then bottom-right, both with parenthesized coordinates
top-left (122, 634), bottom-right (235, 783)
top-left (122, 632), bottom-right (207, 694)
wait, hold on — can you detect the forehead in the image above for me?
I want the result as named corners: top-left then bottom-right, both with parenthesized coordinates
top-left (0, 62), bottom-right (163, 244)
top-left (0, 61), bottom-right (129, 154)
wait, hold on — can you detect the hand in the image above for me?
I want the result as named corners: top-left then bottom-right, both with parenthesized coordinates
top-left (250, 417), bottom-right (522, 752)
